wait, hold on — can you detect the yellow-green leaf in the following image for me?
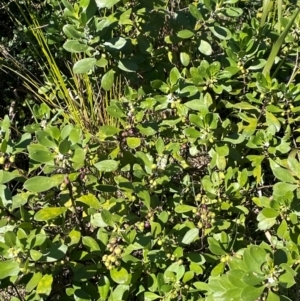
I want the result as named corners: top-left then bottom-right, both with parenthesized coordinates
top-left (36, 274), bottom-right (53, 296)
top-left (77, 194), bottom-right (101, 209)
top-left (34, 207), bottom-right (67, 221)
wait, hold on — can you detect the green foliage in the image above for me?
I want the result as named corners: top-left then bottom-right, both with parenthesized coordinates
top-left (2, 0), bottom-right (300, 300)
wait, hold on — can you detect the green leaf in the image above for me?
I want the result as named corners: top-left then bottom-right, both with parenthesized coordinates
top-left (243, 246), bottom-right (267, 274)
top-left (26, 272), bottom-right (43, 292)
top-left (107, 103), bottom-right (126, 118)
top-left (155, 137), bottom-right (165, 155)
top-left (257, 216), bottom-right (277, 230)
top-left (24, 175), bottom-right (64, 193)
top-left (287, 155), bottom-right (300, 177)
top-left (209, 25), bottom-right (232, 40)
top-left (41, 243), bottom-right (68, 262)
top-left (62, 0), bottom-right (74, 11)
top-left (241, 285), bottom-right (264, 301)
top-left (266, 291), bottom-right (280, 301)
top-left (180, 52), bottom-right (190, 66)
top-left (98, 125), bottom-right (120, 138)
top-left (95, 0), bottom-right (120, 9)
top-left (71, 147), bottom-right (85, 164)
top-left (34, 207), bottom-right (67, 221)
top-left (189, 4), bottom-right (203, 20)
top-left (211, 262), bottom-right (225, 276)
top-left (4, 231), bottom-right (16, 247)
top-left (208, 237), bottom-right (227, 255)
top-left (266, 111), bottom-right (281, 133)
top-left (118, 60), bottom-right (138, 72)
top-left (63, 40), bottom-right (89, 53)
top-left (110, 267), bottom-right (129, 284)
top-left (101, 69), bottom-right (115, 91)
top-left (137, 124), bottom-right (157, 136)
top-left (261, 208), bottom-right (279, 218)
top-left (77, 194), bottom-right (101, 209)
top-left (144, 291), bottom-right (161, 301)
top-left (28, 144), bottom-right (56, 163)
top-left (82, 236), bottom-right (101, 252)
top-left (112, 284), bottom-right (130, 300)
top-left (101, 209), bottom-right (114, 226)
top-left (68, 227), bottom-right (81, 247)
top-left (0, 260), bottom-right (20, 279)
top-left (170, 67), bottom-right (181, 86)
top-left (98, 275), bottom-right (110, 300)
top-left (198, 40), bottom-right (212, 56)
top-left (0, 170), bottom-right (19, 184)
top-left (277, 219), bottom-right (288, 239)
top-left (103, 37), bottom-right (127, 50)
top-left (279, 271), bottom-right (296, 288)
top-left (158, 211), bottom-right (168, 224)
top-left (95, 160), bottom-right (119, 172)
top-left (269, 159), bottom-right (296, 183)
top-left (193, 281), bottom-right (209, 291)
top-left (177, 30), bottom-right (194, 39)
top-left (181, 228), bottom-right (199, 244)
top-left (184, 127), bottom-right (201, 138)
top-left (36, 274), bottom-right (53, 296)
top-left (126, 137), bottom-right (141, 149)
top-left (73, 58), bottom-right (96, 74)
top-left (63, 25), bottom-right (84, 39)
top-left (59, 139), bottom-right (71, 155)
top-left (175, 205), bottom-right (196, 213)
top-left (151, 80), bottom-right (169, 93)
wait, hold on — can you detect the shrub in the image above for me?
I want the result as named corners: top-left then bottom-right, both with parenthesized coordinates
top-left (1, 0), bottom-right (300, 301)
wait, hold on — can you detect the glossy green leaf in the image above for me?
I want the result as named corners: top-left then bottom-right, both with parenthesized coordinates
top-left (34, 207), bottom-right (67, 221)
top-left (118, 60), bottom-right (138, 72)
top-left (101, 69), bottom-right (115, 91)
top-left (180, 52), bottom-right (190, 66)
top-left (126, 137), bottom-right (141, 149)
top-left (95, 0), bottom-right (120, 9)
top-left (110, 267), bottom-right (129, 284)
top-left (241, 285), bottom-right (264, 301)
top-left (208, 237), bottom-right (227, 256)
top-left (0, 260), bottom-right (20, 279)
top-left (269, 159), bottom-right (296, 183)
top-left (63, 40), bottom-right (89, 53)
top-left (36, 274), bottom-right (53, 296)
top-left (177, 30), bottom-right (194, 39)
top-left (175, 205), bottom-right (196, 213)
top-left (82, 236), bottom-right (101, 252)
top-left (77, 194), bottom-right (101, 209)
top-left (144, 291), bottom-right (161, 300)
top-left (209, 25), bottom-right (232, 40)
top-left (182, 228), bottom-right (199, 244)
top-left (198, 40), bottom-right (212, 56)
top-left (26, 272), bottom-right (43, 292)
top-left (73, 58), bottom-right (96, 74)
top-left (28, 144), bottom-right (56, 163)
top-left (189, 4), bottom-right (203, 20)
top-left (24, 175), bottom-right (64, 193)
top-left (103, 37), bottom-right (127, 50)
top-left (98, 275), bottom-right (110, 300)
top-left (101, 209), bottom-right (114, 226)
top-left (63, 25), bottom-right (84, 39)
top-left (0, 170), bottom-right (19, 184)
top-left (95, 160), bottom-right (119, 172)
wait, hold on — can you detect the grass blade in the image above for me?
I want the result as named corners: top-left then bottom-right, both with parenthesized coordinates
top-left (260, 0), bottom-right (272, 27)
top-left (262, 7), bottom-right (300, 77)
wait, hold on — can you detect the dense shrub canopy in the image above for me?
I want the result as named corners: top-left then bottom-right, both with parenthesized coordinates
top-left (1, 0), bottom-right (300, 300)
